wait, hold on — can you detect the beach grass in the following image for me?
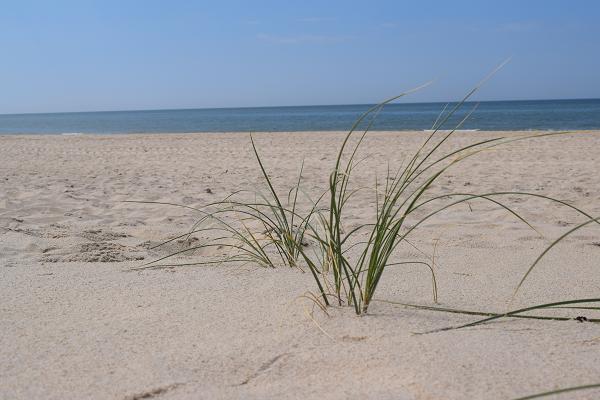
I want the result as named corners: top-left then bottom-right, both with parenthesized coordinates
top-left (124, 135), bottom-right (321, 271)
top-left (293, 63), bottom-right (597, 315)
top-left (131, 61), bottom-right (598, 328)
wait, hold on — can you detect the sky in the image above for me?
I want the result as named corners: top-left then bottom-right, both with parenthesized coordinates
top-left (1, 0), bottom-right (599, 114)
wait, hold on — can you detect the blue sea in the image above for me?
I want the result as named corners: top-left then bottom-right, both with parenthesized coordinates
top-left (1, 98), bottom-right (599, 134)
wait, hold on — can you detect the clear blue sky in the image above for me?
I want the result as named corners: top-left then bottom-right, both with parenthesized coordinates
top-left (1, 0), bottom-right (599, 114)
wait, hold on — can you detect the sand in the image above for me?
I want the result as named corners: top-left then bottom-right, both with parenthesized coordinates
top-left (1, 131), bottom-right (600, 400)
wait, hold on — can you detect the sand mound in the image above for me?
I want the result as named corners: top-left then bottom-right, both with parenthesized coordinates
top-left (78, 229), bottom-right (130, 241)
top-left (41, 242), bottom-right (145, 263)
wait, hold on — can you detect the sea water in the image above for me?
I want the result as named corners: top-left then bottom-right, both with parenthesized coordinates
top-left (1, 98), bottom-right (599, 134)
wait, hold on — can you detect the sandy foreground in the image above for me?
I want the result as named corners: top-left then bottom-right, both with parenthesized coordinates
top-left (1, 130), bottom-right (600, 400)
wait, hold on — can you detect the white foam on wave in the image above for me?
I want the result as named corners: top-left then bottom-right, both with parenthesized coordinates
top-left (61, 132), bottom-right (85, 136)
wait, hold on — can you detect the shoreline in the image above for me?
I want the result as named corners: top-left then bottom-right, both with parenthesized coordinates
top-left (2, 128), bottom-right (600, 137)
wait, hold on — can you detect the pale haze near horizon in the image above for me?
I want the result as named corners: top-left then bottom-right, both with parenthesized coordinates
top-left (1, 0), bottom-right (599, 114)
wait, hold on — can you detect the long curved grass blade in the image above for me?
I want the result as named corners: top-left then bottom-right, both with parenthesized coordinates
top-left (386, 261), bottom-right (438, 303)
top-left (414, 191), bottom-right (598, 229)
top-left (122, 199), bottom-right (204, 212)
top-left (427, 298), bottom-right (600, 333)
top-left (333, 81), bottom-right (433, 172)
top-left (431, 102), bottom-right (449, 130)
top-left (373, 299), bottom-right (595, 323)
top-left (511, 383), bottom-right (600, 400)
top-left (130, 241), bottom-right (264, 271)
top-left (513, 216), bottom-right (600, 297)
top-left (250, 134), bottom-right (285, 214)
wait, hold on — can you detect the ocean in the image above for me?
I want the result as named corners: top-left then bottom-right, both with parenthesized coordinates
top-left (1, 98), bottom-right (599, 134)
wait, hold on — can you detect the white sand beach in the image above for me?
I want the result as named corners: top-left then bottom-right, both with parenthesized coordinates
top-left (1, 131), bottom-right (600, 399)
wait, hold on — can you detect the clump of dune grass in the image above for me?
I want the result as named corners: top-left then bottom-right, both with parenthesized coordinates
top-left (296, 61), bottom-right (599, 315)
top-left (131, 60), bottom-right (598, 325)
top-left (300, 94), bottom-right (463, 313)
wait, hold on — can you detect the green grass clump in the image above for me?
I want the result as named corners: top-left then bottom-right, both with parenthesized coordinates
top-left (126, 135), bottom-right (320, 270)
top-left (296, 63), bottom-right (596, 315)
top-left (132, 61), bottom-right (598, 324)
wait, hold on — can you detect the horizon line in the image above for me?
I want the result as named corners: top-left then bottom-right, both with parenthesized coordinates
top-left (2, 96), bottom-right (599, 117)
